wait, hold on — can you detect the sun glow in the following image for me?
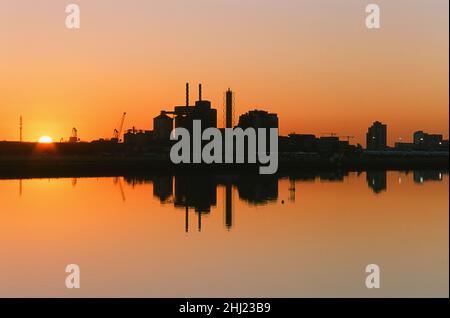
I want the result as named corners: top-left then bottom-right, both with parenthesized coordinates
top-left (38, 136), bottom-right (53, 143)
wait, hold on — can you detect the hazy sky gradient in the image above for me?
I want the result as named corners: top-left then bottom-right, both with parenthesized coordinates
top-left (1, 0), bottom-right (448, 144)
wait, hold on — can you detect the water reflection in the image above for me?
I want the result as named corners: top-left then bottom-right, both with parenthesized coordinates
top-left (115, 170), bottom-right (448, 232)
top-left (413, 170), bottom-right (445, 184)
top-left (2, 169), bottom-right (448, 297)
top-left (366, 171), bottom-right (387, 194)
top-left (123, 174), bottom-right (279, 232)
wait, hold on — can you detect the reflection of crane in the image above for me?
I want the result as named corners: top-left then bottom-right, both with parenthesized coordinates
top-left (112, 112), bottom-right (126, 143)
top-left (113, 177), bottom-right (126, 202)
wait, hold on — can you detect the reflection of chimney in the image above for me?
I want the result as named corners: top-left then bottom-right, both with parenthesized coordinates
top-left (185, 82), bottom-right (189, 109)
top-left (225, 183), bottom-right (232, 229)
top-left (185, 205), bottom-right (189, 233)
top-left (199, 83), bottom-right (202, 101)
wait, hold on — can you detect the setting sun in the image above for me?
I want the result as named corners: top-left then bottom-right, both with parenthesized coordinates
top-left (38, 136), bottom-right (53, 143)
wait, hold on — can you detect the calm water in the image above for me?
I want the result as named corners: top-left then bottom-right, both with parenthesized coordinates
top-left (0, 170), bottom-right (448, 297)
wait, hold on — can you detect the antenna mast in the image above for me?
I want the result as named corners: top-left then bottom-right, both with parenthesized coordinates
top-left (19, 116), bottom-right (23, 142)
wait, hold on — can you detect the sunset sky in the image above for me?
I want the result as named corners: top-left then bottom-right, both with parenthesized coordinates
top-left (1, 0), bottom-right (448, 145)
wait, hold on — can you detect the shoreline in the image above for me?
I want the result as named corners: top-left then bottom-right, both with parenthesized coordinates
top-left (0, 152), bottom-right (448, 179)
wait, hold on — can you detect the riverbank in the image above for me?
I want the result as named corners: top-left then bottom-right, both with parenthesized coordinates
top-left (0, 151), bottom-right (448, 179)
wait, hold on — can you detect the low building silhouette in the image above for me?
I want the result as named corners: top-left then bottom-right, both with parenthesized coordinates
top-left (287, 134), bottom-right (317, 152)
top-left (317, 136), bottom-right (340, 154)
top-left (238, 110), bottom-right (278, 129)
top-left (124, 127), bottom-right (154, 146)
top-left (413, 131), bottom-right (447, 151)
top-left (413, 170), bottom-right (445, 183)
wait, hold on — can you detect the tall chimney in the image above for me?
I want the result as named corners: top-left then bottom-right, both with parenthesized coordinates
top-left (186, 82), bottom-right (189, 108)
top-left (225, 88), bottom-right (233, 128)
top-left (199, 83), bottom-right (202, 101)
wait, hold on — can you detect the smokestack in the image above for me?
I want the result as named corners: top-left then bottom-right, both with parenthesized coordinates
top-left (186, 82), bottom-right (189, 108)
top-left (199, 83), bottom-right (202, 101)
top-left (225, 88), bottom-right (233, 128)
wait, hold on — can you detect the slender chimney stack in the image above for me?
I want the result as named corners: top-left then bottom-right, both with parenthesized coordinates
top-left (185, 82), bottom-right (189, 109)
top-left (225, 88), bottom-right (233, 128)
top-left (199, 83), bottom-right (202, 101)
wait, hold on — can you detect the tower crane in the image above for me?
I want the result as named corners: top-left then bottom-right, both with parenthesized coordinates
top-left (321, 132), bottom-right (338, 137)
top-left (112, 112), bottom-right (126, 143)
top-left (341, 135), bottom-right (355, 142)
top-left (69, 127), bottom-right (79, 143)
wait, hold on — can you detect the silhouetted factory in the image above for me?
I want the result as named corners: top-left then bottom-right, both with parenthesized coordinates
top-left (123, 82), bottom-right (362, 155)
top-left (125, 83), bottom-right (218, 147)
top-left (3, 83), bottom-right (447, 159)
top-left (119, 85), bottom-right (449, 155)
top-left (124, 82), bottom-right (279, 148)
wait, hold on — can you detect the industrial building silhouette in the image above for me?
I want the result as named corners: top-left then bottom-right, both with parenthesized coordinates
top-left (2, 83), bottom-right (448, 172)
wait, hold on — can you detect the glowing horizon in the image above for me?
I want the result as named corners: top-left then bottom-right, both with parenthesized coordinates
top-left (38, 136), bottom-right (53, 144)
top-left (1, 0), bottom-right (448, 145)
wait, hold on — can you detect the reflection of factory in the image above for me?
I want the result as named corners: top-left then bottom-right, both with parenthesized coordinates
top-left (174, 174), bottom-right (217, 232)
top-left (122, 169), bottom-right (447, 232)
top-left (413, 170), bottom-right (445, 184)
top-left (153, 175), bottom-right (173, 202)
top-left (366, 170), bottom-right (387, 193)
top-left (236, 175), bottom-right (278, 205)
top-left (171, 174), bottom-right (279, 232)
top-left (366, 170), bottom-right (448, 192)
top-left (124, 174), bottom-right (280, 232)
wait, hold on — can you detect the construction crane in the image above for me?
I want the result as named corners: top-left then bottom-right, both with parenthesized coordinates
top-left (19, 116), bottom-right (23, 142)
top-left (69, 127), bottom-right (79, 143)
top-left (341, 135), bottom-right (355, 142)
top-left (321, 132), bottom-right (338, 137)
top-left (112, 112), bottom-right (127, 143)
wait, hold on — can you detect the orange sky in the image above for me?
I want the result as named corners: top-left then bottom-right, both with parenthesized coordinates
top-left (1, 0), bottom-right (448, 145)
